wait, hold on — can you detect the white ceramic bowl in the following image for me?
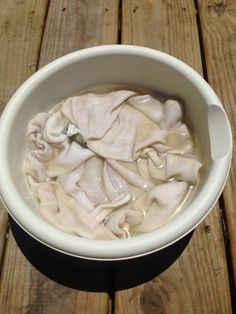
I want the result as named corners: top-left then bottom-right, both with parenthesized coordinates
top-left (0, 45), bottom-right (232, 260)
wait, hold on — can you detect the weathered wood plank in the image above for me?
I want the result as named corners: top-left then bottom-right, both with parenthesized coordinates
top-left (0, 0), bottom-right (49, 274)
top-left (122, 0), bottom-right (202, 73)
top-left (0, 0), bottom-right (119, 313)
top-left (39, 0), bottom-right (119, 66)
top-left (115, 0), bottom-right (232, 313)
top-left (197, 0), bottom-right (236, 280)
top-left (115, 206), bottom-right (231, 314)
top-left (0, 232), bottom-right (110, 314)
top-left (0, 203), bottom-right (8, 272)
top-left (0, 0), bottom-right (49, 112)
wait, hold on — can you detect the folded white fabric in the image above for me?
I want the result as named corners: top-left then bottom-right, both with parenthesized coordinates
top-left (25, 90), bottom-right (202, 239)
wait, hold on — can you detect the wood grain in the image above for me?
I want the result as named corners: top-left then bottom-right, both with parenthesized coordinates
top-left (122, 0), bottom-right (202, 73)
top-left (197, 0), bottom-right (236, 277)
top-left (0, 0), bottom-right (49, 273)
top-left (39, 0), bottom-right (119, 66)
top-left (0, 0), bottom-right (119, 313)
top-left (115, 206), bottom-right (231, 314)
top-left (0, 203), bottom-right (8, 272)
top-left (115, 0), bottom-right (232, 313)
top-left (0, 232), bottom-right (110, 314)
top-left (0, 0), bottom-right (49, 112)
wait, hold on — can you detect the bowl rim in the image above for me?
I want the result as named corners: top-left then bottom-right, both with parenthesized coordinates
top-left (0, 45), bottom-right (232, 260)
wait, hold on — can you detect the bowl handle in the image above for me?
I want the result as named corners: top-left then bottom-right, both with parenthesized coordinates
top-left (208, 104), bottom-right (232, 160)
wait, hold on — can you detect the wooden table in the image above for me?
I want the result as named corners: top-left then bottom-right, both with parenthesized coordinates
top-left (0, 1), bottom-right (235, 313)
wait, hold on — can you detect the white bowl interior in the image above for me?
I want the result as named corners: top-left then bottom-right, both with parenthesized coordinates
top-left (0, 46), bottom-right (232, 260)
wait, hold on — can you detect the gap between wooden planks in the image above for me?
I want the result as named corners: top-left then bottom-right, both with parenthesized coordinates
top-left (115, 1), bottom-right (232, 313)
top-left (197, 0), bottom-right (236, 303)
top-left (0, 0), bottom-right (49, 279)
top-left (0, 1), bottom-right (119, 313)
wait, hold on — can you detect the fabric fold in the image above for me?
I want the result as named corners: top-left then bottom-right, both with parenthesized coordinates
top-left (25, 90), bottom-right (202, 239)
top-left (132, 181), bottom-right (189, 232)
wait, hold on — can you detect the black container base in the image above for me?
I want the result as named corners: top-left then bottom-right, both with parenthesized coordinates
top-left (10, 216), bottom-right (193, 292)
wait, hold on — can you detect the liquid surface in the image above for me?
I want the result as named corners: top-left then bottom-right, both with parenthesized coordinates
top-left (24, 85), bottom-right (202, 239)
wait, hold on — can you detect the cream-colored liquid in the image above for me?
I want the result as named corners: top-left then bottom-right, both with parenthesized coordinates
top-left (27, 84), bottom-right (202, 237)
top-left (71, 84), bottom-right (201, 231)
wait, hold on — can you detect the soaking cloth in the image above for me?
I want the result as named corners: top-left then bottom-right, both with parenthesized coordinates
top-left (25, 90), bottom-right (202, 239)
